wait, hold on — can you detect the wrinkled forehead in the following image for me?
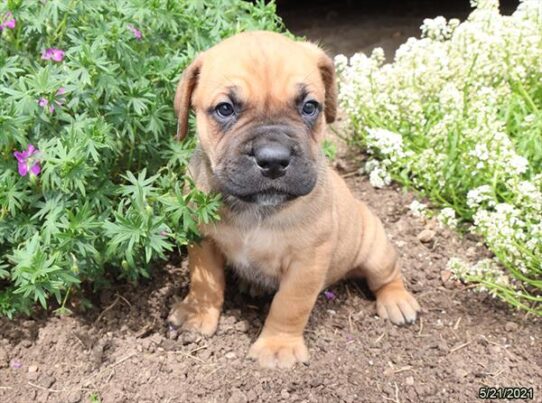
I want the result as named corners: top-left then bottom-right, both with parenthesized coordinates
top-left (194, 39), bottom-right (324, 107)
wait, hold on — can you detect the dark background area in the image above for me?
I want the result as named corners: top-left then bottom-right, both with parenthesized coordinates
top-left (276, 0), bottom-right (520, 56)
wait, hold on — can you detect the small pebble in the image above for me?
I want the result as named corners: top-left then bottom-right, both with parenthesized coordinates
top-left (227, 389), bottom-right (247, 403)
top-left (405, 376), bottom-right (414, 386)
top-left (67, 390), bottom-right (82, 403)
top-left (417, 229), bottom-right (436, 243)
top-left (234, 321), bottom-right (249, 333)
top-left (454, 368), bottom-right (469, 378)
top-left (505, 322), bottom-right (519, 332)
top-left (440, 270), bottom-right (452, 283)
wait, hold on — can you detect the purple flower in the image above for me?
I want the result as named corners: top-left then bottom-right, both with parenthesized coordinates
top-left (323, 290), bottom-right (336, 301)
top-left (37, 88), bottom-right (66, 113)
top-left (127, 24), bottom-right (142, 40)
top-left (13, 144), bottom-right (41, 177)
top-left (10, 359), bottom-right (22, 369)
top-left (37, 98), bottom-right (55, 113)
top-left (41, 48), bottom-right (65, 62)
top-left (0, 12), bottom-right (16, 30)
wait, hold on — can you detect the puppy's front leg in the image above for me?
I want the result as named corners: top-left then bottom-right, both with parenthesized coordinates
top-left (168, 240), bottom-right (225, 336)
top-left (248, 249), bottom-right (329, 369)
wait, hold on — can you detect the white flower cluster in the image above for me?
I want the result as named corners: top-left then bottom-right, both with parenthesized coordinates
top-left (448, 258), bottom-right (512, 296)
top-left (437, 207), bottom-right (458, 228)
top-left (408, 200), bottom-right (427, 218)
top-left (366, 128), bottom-right (406, 162)
top-left (364, 159), bottom-right (391, 189)
top-left (421, 16), bottom-right (460, 41)
top-left (337, 0), bottom-right (542, 313)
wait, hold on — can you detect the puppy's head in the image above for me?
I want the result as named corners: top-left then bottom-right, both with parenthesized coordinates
top-left (174, 31), bottom-right (336, 208)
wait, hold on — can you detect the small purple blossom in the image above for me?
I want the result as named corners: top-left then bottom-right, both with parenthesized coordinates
top-left (13, 144), bottom-right (41, 177)
top-left (41, 48), bottom-right (65, 62)
top-left (323, 290), bottom-right (336, 301)
top-left (127, 24), bottom-right (142, 40)
top-left (10, 359), bottom-right (22, 369)
top-left (37, 88), bottom-right (66, 113)
top-left (0, 12), bottom-right (16, 31)
top-left (37, 98), bottom-right (55, 113)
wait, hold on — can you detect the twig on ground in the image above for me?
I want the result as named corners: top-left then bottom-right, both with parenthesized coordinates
top-left (394, 366), bottom-right (413, 374)
top-left (109, 352), bottom-right (137, 369)
top-left (374, 332), bottom-right (386, 344)
top-left (417, 317), bottom-right (424, 336)
top-left (449, 340), bottom-right (473, 353)
top-left (341, 170), bottom-right (359, 178)
top-left (106, 369), bottom-right (115, 383)
top-left (348, 311), bottom-right (355, 334)
top-left (346, 284), bottom-right (353, 300)
top-left (70, 331), bottom-right (88, 349)
top-left (135, 322), bottom-right (154, 338)
top-left (176, 350), bottom-right (206, 364)
top-left (382, 382), bottom-right (401, 403)
top-left (27, 382), bottom-right (64, 393)
top-left (115, 293), bottom-right (132, 308)
top-left (453, 317), bottom-right (462, 330)
top-left (86, 351), bottom-right (138, 383)
top-left (94, 296), bottom-right (120, 324)
top-left (189, 345), bottom-right (208, 355)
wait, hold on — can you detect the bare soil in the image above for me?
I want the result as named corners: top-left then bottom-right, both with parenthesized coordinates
top-left (1, 3), bottom-right (540, 402)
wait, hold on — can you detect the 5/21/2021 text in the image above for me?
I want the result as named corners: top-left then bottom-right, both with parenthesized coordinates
top-left (478, 387), bottom-right (534, 400)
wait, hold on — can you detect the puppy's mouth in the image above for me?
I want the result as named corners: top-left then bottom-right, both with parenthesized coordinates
top-left (237, 189), bottom-right (296, 207)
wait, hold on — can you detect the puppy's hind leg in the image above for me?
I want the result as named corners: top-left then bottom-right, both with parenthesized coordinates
top-left (354, 203), bottom-right (420, 325)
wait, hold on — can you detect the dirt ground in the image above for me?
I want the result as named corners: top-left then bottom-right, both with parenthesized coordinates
top-left (1, 2), bottom-right (540, 403)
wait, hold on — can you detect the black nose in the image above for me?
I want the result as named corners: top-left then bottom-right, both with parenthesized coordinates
top-left (253, 142), bottom-right (291, 179)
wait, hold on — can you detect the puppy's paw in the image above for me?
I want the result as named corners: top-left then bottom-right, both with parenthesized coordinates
top-left (248, 335), bottom-right (309, 369)
top-left (376, 286), bottom-right (420, 326)
top-left (167, 299), bottom-right (220, 337)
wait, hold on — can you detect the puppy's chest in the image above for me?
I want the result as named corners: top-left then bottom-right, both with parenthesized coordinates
top-left (206, 223), bottom-right (288, 289)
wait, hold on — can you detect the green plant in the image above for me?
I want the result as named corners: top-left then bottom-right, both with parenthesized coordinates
top-left (88, 392), bottom-right (101, 403)
top-left (0, 0), bottom-right (284, 317)
top-left (322, 139), bottom-right (337, 161)
top-left (336, 0), bottom-right (541, 314)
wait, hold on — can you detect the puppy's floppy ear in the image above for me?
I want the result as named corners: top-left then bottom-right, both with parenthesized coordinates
top-left (301, 42), bottom-right (338, 124)
top-left (174, 54), bottom-right (204, 140)
top-left (317, 53), bottom-right (338, 124)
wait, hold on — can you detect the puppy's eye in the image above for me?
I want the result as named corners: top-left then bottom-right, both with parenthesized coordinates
top-left (302, 101), bottom-right (319, 117)
top-left (215, 102), bottom-right (235, 118)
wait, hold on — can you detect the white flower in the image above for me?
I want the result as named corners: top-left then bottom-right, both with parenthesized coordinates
top-left (370, 47), bottom-right (385, 66)
top-left (334, 54), bottom-right (348, 74)
top-left (368, 166), bottom-right (391, 188)
top-left (409, 200), bottom-right (427, 217)
top-left (467, 185), bottom-right (494, 208)
top-left (438, 207), bottom-right (458, 228)
top-left (366, 128), bottom-right (405, 160)
top-left (508, 155), bottom-right (529, 175)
